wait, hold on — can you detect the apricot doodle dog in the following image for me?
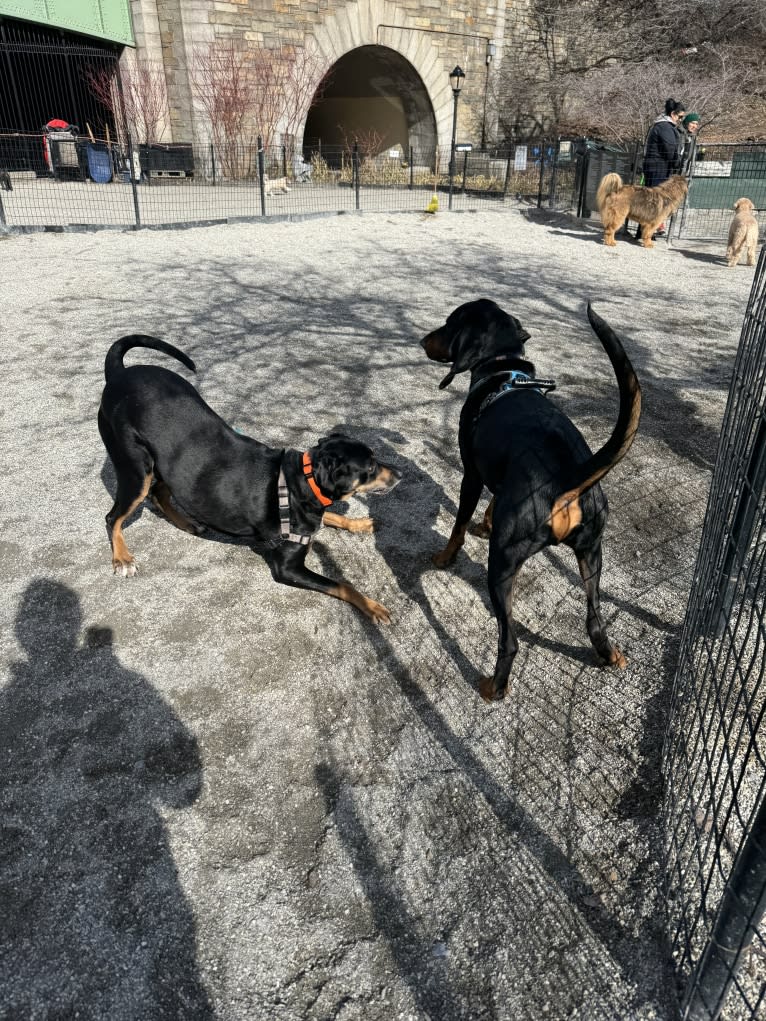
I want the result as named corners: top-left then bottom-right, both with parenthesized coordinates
top-left (596, 173), bottom-right (688, 248)
top-left (726, 197), bottom-right (759, 268)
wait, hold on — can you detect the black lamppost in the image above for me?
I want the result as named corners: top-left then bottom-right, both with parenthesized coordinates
top-left (481, 42), bottom-right (496, 151)
top-left (448, 65), bottom-right (465, 210)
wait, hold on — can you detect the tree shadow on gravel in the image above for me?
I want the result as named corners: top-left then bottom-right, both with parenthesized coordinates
top-left (0, 579), bottom-right (212, 1019)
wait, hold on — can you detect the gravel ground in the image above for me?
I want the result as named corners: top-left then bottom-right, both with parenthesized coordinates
top-left (0, 207), bottom-right (759, 1020)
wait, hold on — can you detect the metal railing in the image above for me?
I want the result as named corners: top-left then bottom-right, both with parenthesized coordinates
top-left (663, 247), bottom-right (766, 1020)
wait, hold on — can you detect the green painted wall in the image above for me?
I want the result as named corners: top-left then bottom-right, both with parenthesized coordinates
top-left (0, 0), bottom-right (133, 46)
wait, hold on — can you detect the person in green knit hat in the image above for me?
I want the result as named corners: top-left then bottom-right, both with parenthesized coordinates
top-left (681, 112), bottom-right (703, 173)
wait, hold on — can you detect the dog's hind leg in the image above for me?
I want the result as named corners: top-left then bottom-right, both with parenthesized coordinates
top-left (746, 237), bottom-right (757, 266)
top-left (433, 470), bottom-right (484, 567)
top-left (576, 543), bottom-right (626, 668)
top-left (99, 408), bottom-right (153, 576)
top-left (478, 540), bottom-right (526, 702)
top-left (107, 471), bottom-right (153, 577)
top-left (469, 497), bottom-right (494, 539)
top-left (150, 479), bottom-right (203, 535)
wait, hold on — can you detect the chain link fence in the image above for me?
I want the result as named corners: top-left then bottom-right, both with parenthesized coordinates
top-left (663, 247), bottom-right (766, 1020)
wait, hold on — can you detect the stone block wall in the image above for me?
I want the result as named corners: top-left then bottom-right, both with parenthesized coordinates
top-left (129, 0), bottom-right (515, 149)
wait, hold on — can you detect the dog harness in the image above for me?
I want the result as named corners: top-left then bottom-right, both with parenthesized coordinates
top-left (277, 451), bottom-right (332, 545)
top-left (477, 370), bottom-right (557, 416)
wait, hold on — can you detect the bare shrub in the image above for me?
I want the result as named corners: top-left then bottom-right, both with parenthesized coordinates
top-left (86, 58), bottom-right (169, 146)
top-left (190, 39), bottom-right (329, 177)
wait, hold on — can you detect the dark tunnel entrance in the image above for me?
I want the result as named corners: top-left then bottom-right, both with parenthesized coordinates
top-left (303, 45), bottom-right (436, 159)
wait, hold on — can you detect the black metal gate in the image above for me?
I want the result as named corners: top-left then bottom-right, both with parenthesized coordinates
top-left (663, 247), bottom-right (766, 1020)
top-left (0, 17), bottom-right (119, 172)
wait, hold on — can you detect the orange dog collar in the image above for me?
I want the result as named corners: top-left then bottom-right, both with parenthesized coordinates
top-left (302, 451), bottom-right (333, 507)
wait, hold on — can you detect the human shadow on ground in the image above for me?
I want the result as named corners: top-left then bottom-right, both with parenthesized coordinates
top-left (0, 579), bottom-right (212, 1018)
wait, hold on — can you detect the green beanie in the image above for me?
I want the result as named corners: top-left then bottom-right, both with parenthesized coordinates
top-left (683, 113), bottom-right (700, 126)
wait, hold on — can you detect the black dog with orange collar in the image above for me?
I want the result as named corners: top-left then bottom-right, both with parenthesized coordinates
top-left (98, 335), bottom-right (401, 622)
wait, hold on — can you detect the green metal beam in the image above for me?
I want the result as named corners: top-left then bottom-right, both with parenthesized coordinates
top-left (0, 0), bottom-right (134, 46)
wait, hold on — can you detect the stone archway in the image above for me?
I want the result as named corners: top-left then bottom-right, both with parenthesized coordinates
top-left (303, 0), bottom-right (454, 152)
top-left (304, 45), bottom-right (437, 158)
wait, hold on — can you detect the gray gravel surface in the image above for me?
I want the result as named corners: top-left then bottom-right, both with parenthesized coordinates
top-left (0, 208), bottom-right (758, 1020)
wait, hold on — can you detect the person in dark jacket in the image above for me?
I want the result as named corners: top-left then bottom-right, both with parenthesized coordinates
top-left (637, 98), bottom-right (686, 238)
top-left (643, 98), bottom-right (686, 186)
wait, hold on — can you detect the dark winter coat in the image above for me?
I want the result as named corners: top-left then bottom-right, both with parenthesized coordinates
top-left (643, 115), bottom-right (683, 187)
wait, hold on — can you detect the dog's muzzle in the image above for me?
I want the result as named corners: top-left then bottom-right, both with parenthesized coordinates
top-left (420, 330), bottom-right (451, 363)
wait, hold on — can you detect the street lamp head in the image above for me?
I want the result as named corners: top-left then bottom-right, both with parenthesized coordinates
top-left (449, 66), bottom-right (465, 94)
top-left (486, 42), bottom-right (496, 65)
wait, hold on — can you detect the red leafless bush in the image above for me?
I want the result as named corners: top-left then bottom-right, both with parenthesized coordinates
top-left (86, 59), bottom-right (169, 146)
top-left (191, 39), bottom-right (330, 177)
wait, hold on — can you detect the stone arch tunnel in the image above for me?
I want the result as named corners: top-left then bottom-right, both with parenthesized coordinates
top-left (303, 45), bottom-right (437, 158)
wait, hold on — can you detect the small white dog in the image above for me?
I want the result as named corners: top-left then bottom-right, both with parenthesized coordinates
top-left (264, 175), bottom-right (291, 196)
top-left (726, 197), bottom-right (759, 268)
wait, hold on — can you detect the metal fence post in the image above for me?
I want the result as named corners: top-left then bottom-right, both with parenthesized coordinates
top-left (536, 140), bottom-right (546, 207)
top-left (257, 136), bottom-right (266, 216)
top-left (113, 64), bottom-right (141, 227)
top-left (0, 189), bottom-right (6, 227)
top-left (576, 147), bottom-right (590, 217)
top-left (126, 130), bottom-right (141, 228)
top-left (548, 137), bottom-right (560, 208)
top-left (282, 144), bottom-right (287, 179)
top-left (409, 146), bottom-right (414, 189)
top-left (353, 141), bottom-right (361, 211)
top-left (503, 150), bottom-right (512, 199)
top-left (210, 143), bottom-right (216, 186)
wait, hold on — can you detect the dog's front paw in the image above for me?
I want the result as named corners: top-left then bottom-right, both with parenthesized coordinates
top-left (478, 676), bottom-right (507, 703)
top-left (112, 557), bottom-right (137, 578)
top-left (361, 598), bottom-right (390, 624)
top-left (607, 647), bottom-right (627, 669)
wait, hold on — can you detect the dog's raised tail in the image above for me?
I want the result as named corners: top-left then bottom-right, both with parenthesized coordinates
top-left (548, 304), bottom-right (641, 541)
top-left (104, 335), bottom-right (196, 383)
top-left (595, 172), bottom-right (624, 215)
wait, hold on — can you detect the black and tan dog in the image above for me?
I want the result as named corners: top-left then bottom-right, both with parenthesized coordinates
top-left (98, 336), bottom-right (401, 621)
top-left (421, 299), bottom-right (641, 701)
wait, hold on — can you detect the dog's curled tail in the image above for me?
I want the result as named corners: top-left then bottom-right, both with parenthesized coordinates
top-left (548, 304), bottom-right (641, 541)
top-left (595, 172), bottom-right (624, 214)
top-left (104, 335), bottom-right (196, 382)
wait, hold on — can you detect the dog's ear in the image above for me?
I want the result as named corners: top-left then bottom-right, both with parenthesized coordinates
top-left (440, 325), bottom-right (477, 387)
top-left (510, 315), bottom-right (532, 344)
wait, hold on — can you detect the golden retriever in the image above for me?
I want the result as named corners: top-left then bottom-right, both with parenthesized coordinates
top-left (726, 197), bottom-right (759, 268)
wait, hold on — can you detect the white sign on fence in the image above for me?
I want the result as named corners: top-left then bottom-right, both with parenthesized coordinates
top-left (514, 146), bottom-right (528, 172)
